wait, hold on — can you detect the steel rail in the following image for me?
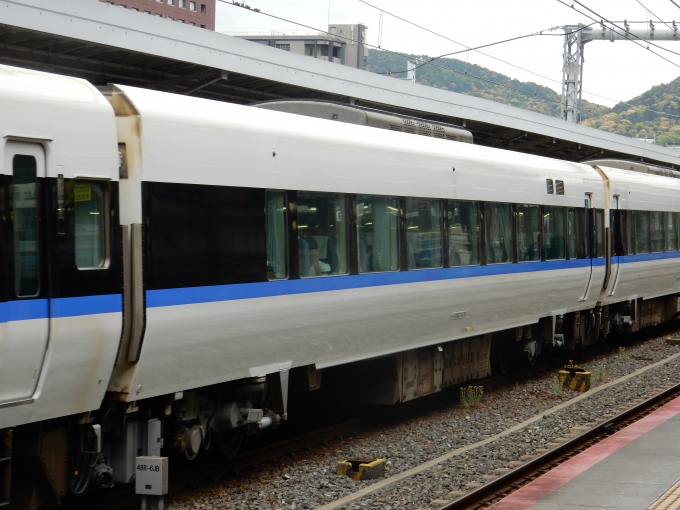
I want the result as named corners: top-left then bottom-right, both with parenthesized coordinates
top-left (438, 380), bottom-right (680, 509)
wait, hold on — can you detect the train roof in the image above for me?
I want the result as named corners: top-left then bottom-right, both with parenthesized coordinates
top-left (114, 83), bottom-right (604, 208)
top-left (0, 65), bottom-right (118, 181)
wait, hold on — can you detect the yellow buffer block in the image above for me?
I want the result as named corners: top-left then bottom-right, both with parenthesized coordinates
top-left (558, 369), bottom-right (591, 393)
top-left (336, 458), bottom-right (386, 481)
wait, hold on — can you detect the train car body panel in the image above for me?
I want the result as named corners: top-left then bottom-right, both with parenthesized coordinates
top-left (0, 65), bottom-right (121, 428)
top-left (107, 86), bottom-right (609, 401)
top-left (602, 167), bottom-right (680, 306)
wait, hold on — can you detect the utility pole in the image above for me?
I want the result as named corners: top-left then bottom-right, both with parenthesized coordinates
top-left (561, 21), bottom-right (680, 123)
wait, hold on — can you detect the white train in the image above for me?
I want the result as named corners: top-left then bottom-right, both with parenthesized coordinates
top-left (1, 64), bottom-right (679, 508)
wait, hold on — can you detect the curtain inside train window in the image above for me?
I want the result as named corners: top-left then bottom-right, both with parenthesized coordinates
top-left (516, 204), bottom-right (540, 262)
top-left (405, 198), bottom-right (442, 269)
top-left (298, 192), bottom-right (347, 277)
top-left (74, 181), bottom-right (107, 269)
top-left (543, 207), bottom-right (565, 260)
top-left (13, 155), bottom-right (39, 296)
top-left (448, 201), bottom-right (479, 266)
top-left (635, 211), bottom-right (650, 254)
top-left (356, 195), bottom-right (399, 273)
top-left (484, 203), bottom-right (512, 264)
top-left (651, 211), bottom-right (664, 253)
top-left (665, 212), bottom-right (677, 252)
top-left (567, 209), bottom-right (577, 259)
top-left (265, 191), bottom-right (287, 280)
top-left (621, 210), bottom-right (635, 255)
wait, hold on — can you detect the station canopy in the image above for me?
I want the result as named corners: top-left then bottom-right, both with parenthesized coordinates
top-left (1, 0), bottom-right (678, 168)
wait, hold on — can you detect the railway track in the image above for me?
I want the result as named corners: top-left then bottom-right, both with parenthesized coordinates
top-left (438, 379), bottom-right (680, 509)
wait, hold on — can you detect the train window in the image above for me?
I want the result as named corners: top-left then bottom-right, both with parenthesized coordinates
top-left (145, 183), bottom-right (265, 289)
top-left (635, 211), bottom-right (650, 254)
top-left (298, 192), bottom-right (348, 277)
top-left (593, 209), bottom-right (605, 258)
top-left (265, 191), bottom-right (287, 280)
top-left (666, 212), bottom-right (678, 252)
top-left (484, 203), bottom-right (512, 264)
top-left (356, 195), bottom-right (399, 273)
top-left (516, 204), bottom-right (540, 262)
top-left (448, 201), bottom-right (479, 266)
top-left (543, 207), bottom-right (565, 260)
top-left (406, 198), bottom-right (442, 269)
top-left (567, 209), bottom-right (577, 259)
top-left (13, 155), bottom-right (39, 296)
top-left (621, 210), bottom-right (635, 255)
top-left (575, 208), bottom-right (587, 259)
top-left (74, 181), bottom-right (108, 270)
top-left (651, 211), bottom-right (664, 253)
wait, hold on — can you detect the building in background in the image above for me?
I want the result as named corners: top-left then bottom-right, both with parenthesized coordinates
top-left (231, 24), bottom-right (368, 69)
top-left (98, 0), bottom-right (215, 30)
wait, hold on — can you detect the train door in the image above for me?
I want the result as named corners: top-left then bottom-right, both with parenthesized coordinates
top-left (0, 142), bottom-right (49, 404)
top-left (607, 195), bottom-right (620, 296)
top-left (580, 193), bottom-right (594, 301)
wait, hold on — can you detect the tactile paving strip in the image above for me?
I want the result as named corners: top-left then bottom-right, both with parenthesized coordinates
top-left (648, 479), bottom-right (680, 510)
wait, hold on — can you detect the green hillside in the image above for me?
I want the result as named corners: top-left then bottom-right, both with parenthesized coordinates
top-left (366, 49), bottom-right (680, 146)
top-left (581, 78), bottom-right (680, 146)
top-left (365, 49), bottom-right (609, 121)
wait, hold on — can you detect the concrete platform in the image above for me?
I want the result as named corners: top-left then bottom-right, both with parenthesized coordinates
top-left (489, 395), bottom-right (680, 510)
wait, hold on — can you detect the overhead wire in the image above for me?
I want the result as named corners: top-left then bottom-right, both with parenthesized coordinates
top-left (670, 0), bottom-right (680, 11)
top-left (634, 0), bottom-right (677, 33)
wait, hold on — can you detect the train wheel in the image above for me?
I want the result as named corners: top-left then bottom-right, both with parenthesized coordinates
top-left (217, 429), bottom-right (244, 458)
top-left (524, 340), bottom-right (540, 366)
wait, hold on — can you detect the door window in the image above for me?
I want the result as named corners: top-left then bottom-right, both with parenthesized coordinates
top-left (74, 181), bottom-right (108, 269)
top-left (13, 155), bottom-right (39, 297)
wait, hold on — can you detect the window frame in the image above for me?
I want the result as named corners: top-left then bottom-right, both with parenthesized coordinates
top-left (72, 179), bottom-right (111, 271)
top-left (542, 205), bottom-right (567, 261)
top-left (665, 211), bottom-right (678, 252)
top-left (356, 194), bottom-right (401, 274)
top-left (297, 191), bottom-right (349, 278)
top-left (651, 210), bottom-right (665, 253)
top-left (515, 203), bottom-right (541, 263)
top-left (635, 210), bottom-right (651, 255)
top-left (483, 202), bottom-right (513, 265)
top-left (447, 200), bottom-right (481, 267)
top-left (265, 189), bottom-right (289, 281)
top-left (405, 197), bottom-right (443, 270)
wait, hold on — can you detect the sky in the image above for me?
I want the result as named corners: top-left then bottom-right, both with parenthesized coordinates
top-left (215, 0), bottom-right (680, 109)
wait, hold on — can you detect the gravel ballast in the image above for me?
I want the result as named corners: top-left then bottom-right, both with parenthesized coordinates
top-left (167, 335), bottom-right (680, 510)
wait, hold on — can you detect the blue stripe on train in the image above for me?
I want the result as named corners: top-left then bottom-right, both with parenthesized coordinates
top-left (1, 252), bottom-right (677, 320)
top-left (145, 253), bottom-right (680, 308)
top-left (0, 294), bottom-right (122, 323)
top-left (146, 258), bottom-right (593, 308)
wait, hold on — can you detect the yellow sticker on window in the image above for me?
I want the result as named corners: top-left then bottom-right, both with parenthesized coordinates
top-left (74, 183), bottom-right (92, 203)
